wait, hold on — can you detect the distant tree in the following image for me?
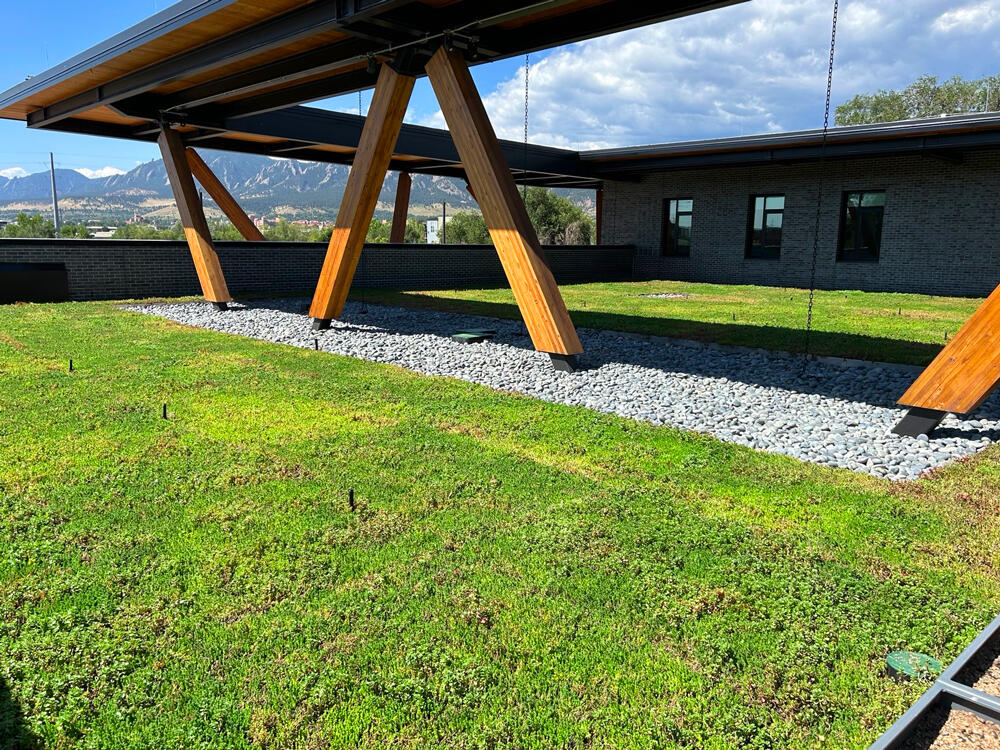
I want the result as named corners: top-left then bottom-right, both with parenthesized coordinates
top-left (523, 187), bottom-right (594, 245)
top-left (263, 219), bottom-right (310, 242)
top-left (208, 220), bottom-right (244, 241)
top-left (445, 212), bottom-right (491, 244)
top-left (111, 223), bottom-right (178, 240)
top-left (1, 212), bottom-right (55, 238)
top-left (404, 218), bottom-right (426, 244)
top-left (59, 223), bottom-right (92, 239)
top-left (836, 74), bottom-right (1000, 126)
top-left (366, 218), bottom-right (392, 243)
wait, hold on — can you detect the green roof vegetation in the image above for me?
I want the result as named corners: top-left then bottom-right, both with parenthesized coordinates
top-left (0, 298), bottom-right (997, 748)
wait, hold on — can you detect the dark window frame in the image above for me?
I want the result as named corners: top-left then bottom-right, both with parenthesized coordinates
top-left (661, 197), bottom-right (694, 257)
top-left (745, 194), bottom-right (785, 260)
top-left (837, 189), bottom-right (886, 263)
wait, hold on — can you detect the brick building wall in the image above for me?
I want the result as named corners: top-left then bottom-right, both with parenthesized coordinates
top-left (0, 241), bottom-right (634, 302)
top-left (600, 149), bottom-right (1000, 297)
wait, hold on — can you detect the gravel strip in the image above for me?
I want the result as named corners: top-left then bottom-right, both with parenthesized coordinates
top-left (956, 636), bottom-right (1000, 696)
top-left (125, 298), bottom-right (1000, 480)
top-left (903, 704), bottom-right (1000, 749)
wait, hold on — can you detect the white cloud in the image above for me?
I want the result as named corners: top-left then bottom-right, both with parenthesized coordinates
top-left (75, 166), bottom-right (127, 179)
top-left (933, 2), bottom-right (1000, 32)
top-left (0, 167), bottom-right (29, 179)
top-left (419, 0), bottom-right (1000, 150)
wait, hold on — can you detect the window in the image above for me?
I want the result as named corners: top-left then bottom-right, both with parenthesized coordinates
top-left (661, 198), bottom-right (693, 257)
top-left (746, 195), bottom-right (784, 259)
top-left (838, 190), bottom-right (885, 262)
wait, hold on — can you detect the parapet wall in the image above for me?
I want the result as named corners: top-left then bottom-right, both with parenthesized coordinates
top-left (0, 240), bottom-right (635, 301)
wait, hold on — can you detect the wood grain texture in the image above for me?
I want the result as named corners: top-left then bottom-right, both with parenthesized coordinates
top-left (389, 171), bottom-right (411, 243)
top-left (425, 47), bottom-right (581, 356)
top-left (309, 65), bottom-right (415, 320)
top-left (186, 148), bottom-right (266, 241)
top-left (157, 128), bottom-right (231, 304)
top-left (899, 283), bottom-right (1000, 414)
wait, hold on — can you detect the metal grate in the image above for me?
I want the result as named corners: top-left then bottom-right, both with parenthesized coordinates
top-left (869, 613), bottom-right (1000, 749)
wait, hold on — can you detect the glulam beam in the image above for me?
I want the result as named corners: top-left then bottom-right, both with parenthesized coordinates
top-left (157, 127), bottom-right (231, 308)
top-left (424, 47), bottom-right (582, 359)
top-left (186, 148), bottom-right (266, 241)
top-left (309, 65), bottom-right (415, 326)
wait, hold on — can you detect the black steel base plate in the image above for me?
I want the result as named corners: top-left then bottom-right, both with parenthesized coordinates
top-left (550, 354), bottom-right (579, 373)
top-left (211, 301), bottom-right (228, 311)
top-left (892, 407), bottom-right (948, 438)
top-left (312, 318), bottom-right (332, 331)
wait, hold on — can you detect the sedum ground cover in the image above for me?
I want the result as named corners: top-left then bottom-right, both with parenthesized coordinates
top-left (361, 281), bottom-right (984, 366)
top-left (0, 300), bottom-right (999, 749)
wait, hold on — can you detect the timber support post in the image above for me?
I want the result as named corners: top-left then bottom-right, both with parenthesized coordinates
top-left (389, 172), bottom-right (411, 243)
top-left (893, 281), bottom-right (1000, 435)
top-left (157, 126), bottom-right (231, 309)
top-left (309, 65), bottom-right (415, 328)
top-left (425, 46), bottom-right (582, 364)
top-left (186, 148), bottom-right (266, 241)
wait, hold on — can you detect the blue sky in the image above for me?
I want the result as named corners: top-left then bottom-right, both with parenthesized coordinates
top-left (1, 0), bottom-right (999, 178)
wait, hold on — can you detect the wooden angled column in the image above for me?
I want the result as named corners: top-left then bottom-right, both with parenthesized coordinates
top-left (425, 47), bottom-right (582, 368)
top-left (186, 148), bottom-right (266, 241)
top-left (389, 172), bottom-right (411, 243)
top-left (894, 283), bottom-right (1000, 436)
top-left (309, 65), bottom-right (415, 327)
top-left (158, 127), bottom-right (231, 309)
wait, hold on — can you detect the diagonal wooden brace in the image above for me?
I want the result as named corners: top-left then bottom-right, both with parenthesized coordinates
top-left (158, 127), bottom-right (231, 308)
top-left (895, 281), bottom-right (1000, 435)
top-left (186, 148), bottom-right (266, 241)
top-left (309, 65), bottom-right (415, 326)
top-left (424, 47), bottom-right (582, 359)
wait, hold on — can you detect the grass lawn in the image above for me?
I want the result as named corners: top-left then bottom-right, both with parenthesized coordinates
top-left (2, 300), bottom-right (999, 749)
top-left (358, 280), bottom-right (985, 366)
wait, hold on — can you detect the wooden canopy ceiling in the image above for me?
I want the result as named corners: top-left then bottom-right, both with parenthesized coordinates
top-left (0, 0), bottom-right (745, 187)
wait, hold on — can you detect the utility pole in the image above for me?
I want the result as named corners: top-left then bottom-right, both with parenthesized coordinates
top-left (49, 153), bottom-right (61, 233)
top-left (442, 200), bottom-right (447, 244)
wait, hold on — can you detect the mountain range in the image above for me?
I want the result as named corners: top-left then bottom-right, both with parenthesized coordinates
top-left (0, 151), bottom-right (589, 225)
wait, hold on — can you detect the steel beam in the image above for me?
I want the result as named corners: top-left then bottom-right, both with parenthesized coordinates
top-left (26, 0), bottom-right (411, 129)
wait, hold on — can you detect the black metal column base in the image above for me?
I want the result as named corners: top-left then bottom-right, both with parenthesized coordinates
top-left (549, 354), bottom-right (579, 373)
top-left (312, 318), bottom-right (331, 331)
top-left (211, 301), bottom-right (228, 311)
top-left (892, 407), bottom-right (948, 437)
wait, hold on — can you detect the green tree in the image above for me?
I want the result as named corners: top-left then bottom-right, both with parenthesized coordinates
top-left (111, 222), bottom-right (183, 240)
top-left (444, 212), bottom-right (490, 244)
top-left (263, 219), bottom-right (310, 242)
top-left (366, 218), bottom-right (392, 243)
top-left (59, 223), bottom-right (92, 239)
top-left (836, 74), bottom-right (1000, 126)
top-left (1, 212), bottom-right (55, 238)
top-left (523, 187), bottom-right (594, 245)
top-left (208, 220), bottom-right (245, 241)
top-left (404, 218), bottom-right (426, 244)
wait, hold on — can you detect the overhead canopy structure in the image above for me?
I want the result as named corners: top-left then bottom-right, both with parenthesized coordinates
top-left (0, 0), bottom-right (746, 371)
top-left (4, 0), bottom-right (998, 425)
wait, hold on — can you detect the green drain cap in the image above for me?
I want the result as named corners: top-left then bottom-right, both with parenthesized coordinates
top-left (886, 650), bottom-right (943, 680)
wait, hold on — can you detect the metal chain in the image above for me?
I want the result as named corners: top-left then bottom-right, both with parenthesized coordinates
top-left (522, 53), bottom-right (530, 203)
top-left (804, 0), bottom-right (839, 358)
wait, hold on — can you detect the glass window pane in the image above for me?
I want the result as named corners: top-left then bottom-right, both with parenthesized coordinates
top-left (860, 207), bottom-right (883, 252)
top-left (677, 199), bottom-right (693, 213)
top-left (846, 192), bottom-right (860, 208)
top-left (753, 202), bottom-right (764, 231)
top-left (862, 191), bottom-right (885, 207)
top-left (677, 214), bottom-right (692, 230)
top-left (669, 200), bottom-right (677, 222)
top-left (765, 213), bottom-right (782, 229)
top-left (765, 195), bottom-right (785, 210)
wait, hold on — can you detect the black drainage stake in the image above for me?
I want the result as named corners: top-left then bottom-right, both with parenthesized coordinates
top-left (348, 487), bottom-right (356, 512)
top-left (314, 338), bottom-right (319, 350)
top-left (162, 403), bottom-right (168, 420)
top-left (69, 359), bottom-right (73, 372)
